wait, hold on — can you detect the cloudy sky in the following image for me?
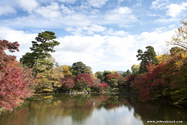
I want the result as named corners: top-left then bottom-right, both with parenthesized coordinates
top-left (0, 0), bottom-right (187, 73)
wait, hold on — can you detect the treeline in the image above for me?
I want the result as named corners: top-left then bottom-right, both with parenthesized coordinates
top-left (0, 31), bottom-right (115, 111)
top-left (123, 19), bottom-right (187, 107)
top-left (1, 19), bottom-right (187, 112)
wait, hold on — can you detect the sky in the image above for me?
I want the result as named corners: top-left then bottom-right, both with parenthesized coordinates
top-left (0, 0), bottom-right (187, 73)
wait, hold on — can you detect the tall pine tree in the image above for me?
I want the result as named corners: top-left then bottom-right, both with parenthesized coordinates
top-left (136, 46), bottom-right (158, 74)
top-left (20, 31), bottom-right (60, 76)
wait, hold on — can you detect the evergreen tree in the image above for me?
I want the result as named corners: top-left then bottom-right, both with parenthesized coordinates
top-left (136, 46), bottom-right (158, 74)
top-left (71, 61), bottom-right (92, 76)
top-left (122, 69), bottom-right (131, 77)
top-left (20, 31), bottom-right (60, 76)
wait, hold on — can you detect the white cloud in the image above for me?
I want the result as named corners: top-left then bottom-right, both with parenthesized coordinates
top-left (0, 4), bottom-right (135, 35)
top-left (104, 29), bottom-right (129, 36)
top-left (1, 26), bottom-right (176, 72)
top-left (61, 4), bottom-right (75, 14)
top-left (0, 26), bottom-right (37, 59)
top-left (18, 0), bottom-right (39, 12)
top-left (88, 0), bottom-right (108, 8)
top-left (63, 14), bottom-right (91, 27)
top-left (166, 3), bottom-right (187, 17)
top-left (58, 0), bottom-right (77, 4)
top-left (169, 24), bottom-right (175, 29)
top-left (83, 24), bottom-right (106, 33)
top-left (151, 0), bottom-right (168, 9)
top-left (134, 0), bottom-right (142, 7)
top-left (154, 18), bottom-right (179, 23)
top-left (147, 13), bottom-right (157, 17)
top-left (34, 2), bottom-right (61, 19)
top-left (0, 5), bottom-right (16, 16)
top-left (52, 35), bottom-right (107, 66)
top-left (110, 7), bottom-right (132, 14)
top-left (104, 7), bottom-right (137, 26)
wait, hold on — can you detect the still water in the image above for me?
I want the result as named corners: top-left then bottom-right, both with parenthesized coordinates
top-left (0, 93), bottom-right (187, 125)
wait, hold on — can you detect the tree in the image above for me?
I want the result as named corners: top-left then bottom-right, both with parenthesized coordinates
top-left (131, 64), bottom-right (139, 76)
top-left (102, 70), bottom-right (113, 82)
top-left (122, 69), bottom-right (131, 77)
top-left (68, 66), bottom-right (73, 74)
top-left (106, 74), bottom-right (113, 81)
top-left (62, 65), bottom-right (71, 76)
top-left (136, 46), bottom-right (158, 74)
top-left (60, 75), bottom-right (75, 91)
top-left (95, 71), bottom-right (103, 81)
top-left (170, 47), bottom-right (185, 54)
top-left (0, 40), bottom-right (34, 111)
top-left (71, 61), bottom-right (92, 76)
top-left (109, 79), bottom-right (118, 88)
top-left (125, 75), bottom-right (136, 91)
top-left (118, 74), bottom-right (126, 86)
top-left (85, 66), bottom-right (94, 77)
top-left (112, 70), bottom-right (116, 74)
top-left (0, 40), bottom-right (19, 71)
top-left (133, 62), bottom-right (165, 101)
top-left (156, 54), bottom-right (171, 64)
top-left (113, 73), bottom-right (119, 80)
top-left (167, 18), bottom-right (187, 49)
top-left (74, 73), bottom-right (93, 87)
top-left (36, 61), bottom-right (64, 91)
top-left (20, 31), bottom-right (60, 76)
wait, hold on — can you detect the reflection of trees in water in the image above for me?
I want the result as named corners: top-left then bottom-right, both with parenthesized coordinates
top-left (28, 94), bottom-right (95, 124)
top-left (1, 94), bottom-right (187, 125)
top-left (122, 97), bottom-right (187, 124)
top-left (0, 108), bottom-right (30, 125)
top-left (96, 95), bottom-right (122, 110)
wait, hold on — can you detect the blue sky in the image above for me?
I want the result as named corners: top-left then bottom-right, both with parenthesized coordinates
top-left (0, 0), bottom-right (187, 73)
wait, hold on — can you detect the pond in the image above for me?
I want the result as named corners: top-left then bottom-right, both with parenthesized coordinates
top-left (0, 93), bottom-right (187, 125)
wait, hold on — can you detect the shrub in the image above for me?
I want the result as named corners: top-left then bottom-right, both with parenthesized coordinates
top-left (109, 79), bottom-right (118, 88)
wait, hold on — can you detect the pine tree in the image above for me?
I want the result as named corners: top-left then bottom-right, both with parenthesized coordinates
top-left (136, 46), bottom-right (158, 74)
top-left (20, 31), bottom-right (60, 76)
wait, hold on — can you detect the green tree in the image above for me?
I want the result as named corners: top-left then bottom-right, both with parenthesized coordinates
top-left (131, 64), bottom-right (139, 76)
top-left (20, 31), bottom-right (60, 76)
top-left (126, 69), bottom-right (131, 75)
top-left (136, 46), bottom-right (158, 74)
top-left (170, 47), bottom-right (185, 54)
top-left (71, 61), bottom-right (92, 76)
top-left (95, 71), bottom-right (103, 81)
top-left (85, 66), bottom-right (94, 77)
top-left (122, 69), bottom-right (131, 77)
top-left (109, 79), bottom-right (118, 88)
top-left (102, 70), bottom-right (113, 82)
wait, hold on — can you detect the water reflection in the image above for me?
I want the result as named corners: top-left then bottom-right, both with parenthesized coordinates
top-left (0, 93), bottom-right (187, 125)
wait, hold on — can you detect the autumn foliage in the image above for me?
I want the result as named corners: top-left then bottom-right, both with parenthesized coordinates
top-left (0, 40), bottom-right (34, 111)
top-left (133, 62), bottom-right (165, 100)
top-left (74, 73), bottom-right (93, 87)
top-left (130, 53), bottom-right (187, 105)
top-left (60, 75), bottom-right (75, 90)
top-left (58, 73), bottom-right (109, 92)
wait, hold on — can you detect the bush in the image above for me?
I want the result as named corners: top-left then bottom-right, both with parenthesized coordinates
top-left (109, 79), bottom-right (118, 88)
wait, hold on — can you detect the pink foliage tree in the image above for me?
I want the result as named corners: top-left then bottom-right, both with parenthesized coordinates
top-left (0, 40), bottom-right (33, 111)
top-left (74, 73), bottom-right (93, 87)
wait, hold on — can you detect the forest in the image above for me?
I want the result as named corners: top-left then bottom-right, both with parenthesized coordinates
top-left (0, 20), bottom-right (187, 113)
